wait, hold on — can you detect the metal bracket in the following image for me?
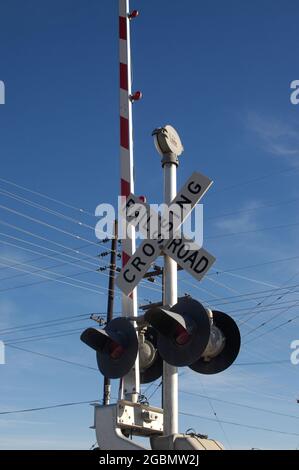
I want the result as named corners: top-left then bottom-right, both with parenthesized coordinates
top-left (91, 401), bottom-right (163, 450)
top-left (117, 400), bottom-right (163, 436)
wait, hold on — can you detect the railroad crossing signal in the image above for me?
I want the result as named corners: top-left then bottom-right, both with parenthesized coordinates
top-left (116, 171), bottom-right (216, 296)
top-left (80, 296), bottom-right (241, 379)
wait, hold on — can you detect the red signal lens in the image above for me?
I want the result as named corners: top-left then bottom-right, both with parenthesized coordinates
top-left (109, 341), bottom-right (125, 360)
top-left (174, 325), bottom-right (191, 346)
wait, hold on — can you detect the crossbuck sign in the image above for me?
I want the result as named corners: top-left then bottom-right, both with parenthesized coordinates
top-left (116, 172), bottom-right (216, 296)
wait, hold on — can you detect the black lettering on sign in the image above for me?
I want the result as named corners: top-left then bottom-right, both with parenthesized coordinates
top-left (132, 257), bottom-right (146, 272)
top-left (126, 198), bottom-right (135, 211)
top-left (188, 180), bottom-right (202, 195)
top-left (177, 243), bottom-right (190, 260)
top-left (175, 194), bottom-right (192, 209)
top-left (184, 250), bottom-right (197, 269)
top-left (124, 269), bottom-right (135, 283)
top-left (142, 243), bottom-right (155, 257)
top-left (194, 256), bottom-right (209, 274)
top-left (165, 238), bottom-right (181, 254)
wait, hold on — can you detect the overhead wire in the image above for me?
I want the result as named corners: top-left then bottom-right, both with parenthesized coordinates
top-left (0, 176), bottom-right (95, 217)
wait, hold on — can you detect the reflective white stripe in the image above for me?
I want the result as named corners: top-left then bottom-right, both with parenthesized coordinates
top-left (120, 89), bottom-right (129, 119)
top-left (119, 0), bottom-right (128, 17)
top-left (120, 147), bottom-right (132, 184)
top-left (119, 39), bottom-right (128, 65)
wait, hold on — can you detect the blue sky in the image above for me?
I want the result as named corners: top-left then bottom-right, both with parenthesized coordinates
top-left (0, 0), bottom-right (299, 449)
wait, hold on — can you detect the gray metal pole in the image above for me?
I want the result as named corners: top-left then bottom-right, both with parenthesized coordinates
top-left (162, 157), bottom-right (178, 436)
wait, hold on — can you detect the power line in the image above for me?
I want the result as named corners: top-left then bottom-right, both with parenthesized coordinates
top-left (0, 240), bottom-right (94, 275)
top-left (179, 411), bottom-right (299, 437)
top-left (0, 399), bottom-right (100, 416)
top-left (0, 313), bottom-right (90, 335)
top-left (0, 267), bottom-right (101, 294)
top-left (0, 257), bottom-right (97, 286)
top-left (0, 220), bottom-right (105, 263)
top-left (208, 254), bottom-right (299, 275)
top-left (201, 283), bottom-right (299, 306)
top-left (0, 176), bottom-right (95, 217)
top-left (206, 195), bottom-right (299, 222)
top-left (0, 187), bottom-right (98, 233)
top-left (207, 220), bottom-right (299, 240)
top-left (5, 327), bottom-right (91, 345)
top-left (0, 203), bottom-right (102, 249)
top-left (198, 379), bottom-right (232, 449)
top-left (227, 299), bottom-right (299, 316)
top-left (211, 270), bottom-right (278, 289)
top-left (0, 254), bottom-right (110, 292)
top-left (0, 232), bottom-right (101, 269)
top-left (1, 317), bottom-right (91, 338)
top-left (0, 236), bottom-right (112, 282)
top-left (5, 399), bottom-right (298, 440)
top-left (180, 390), bottom-right (299, 421)
top-left (214, 163), bottom-right (299, 194)
top-left (244, 310), bottom-right (299, 345)
top-left (235, 359), bottom-right (290, 366)
top-left (0, 252), bottom-right (161, 300)
top-left (0, 223), bottom-right (161, 295)
top-left (0, 311), bottom-right (111, 335)
top-left (239, 268), bottom-right (299, 335)
top-left (5, 313), bottom-right (121, 345)
top-left (0, 257), bottom-right (106, 296)
top-left (7, 344), bottom-right (99, 371)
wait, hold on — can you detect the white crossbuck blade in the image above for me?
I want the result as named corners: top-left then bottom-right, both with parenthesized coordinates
top-left (116, 172), bottom-right (216, 296)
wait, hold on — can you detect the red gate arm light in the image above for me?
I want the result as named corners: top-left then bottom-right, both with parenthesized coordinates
top-left (129, 10), bottom-right (139, 19)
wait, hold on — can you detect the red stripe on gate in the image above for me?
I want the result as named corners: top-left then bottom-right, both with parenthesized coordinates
top-left (120, 63), bottom-right (128, 91)
top-left (119, 17), bottom-right (127, 40)
top-left (121, 178), bottom-right (131, 198)
top-left (120, 117), bottom-right (129, 150)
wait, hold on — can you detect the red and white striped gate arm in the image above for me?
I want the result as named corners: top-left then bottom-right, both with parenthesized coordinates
top-left (119, 0), bottom-right (141, 401)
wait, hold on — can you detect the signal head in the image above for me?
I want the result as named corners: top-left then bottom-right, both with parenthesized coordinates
top-left (145, 297), bottom-right (210, 367)
top-left (81, 317), bottom-right (138, 379)
top-left (190, 310), bottom-right (241, 375)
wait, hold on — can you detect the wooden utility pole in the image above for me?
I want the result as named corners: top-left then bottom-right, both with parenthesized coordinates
top-left (103, 220), bottom-right (118, 405)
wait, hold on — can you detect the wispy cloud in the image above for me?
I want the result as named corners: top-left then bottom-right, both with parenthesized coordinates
top-left (213, 201), bottom-right (259, 233)
top-left (247, 112), bottom-right (299, 158)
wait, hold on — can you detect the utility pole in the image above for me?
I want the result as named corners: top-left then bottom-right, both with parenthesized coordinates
top-left (103, 220), bottom-right (118, 406)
